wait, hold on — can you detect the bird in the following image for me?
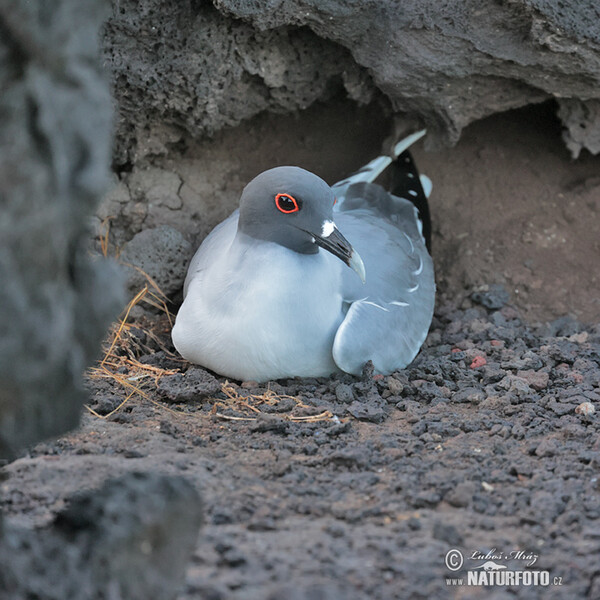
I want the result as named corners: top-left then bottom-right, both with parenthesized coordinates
top-left (172, 130), bottom-right (435, 382)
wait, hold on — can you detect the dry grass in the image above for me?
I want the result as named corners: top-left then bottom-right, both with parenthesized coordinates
top-left (87, 218), bottom-right (184, 419)
top-left (85, 284), bottom-right (183, 420)
top-left (212, 382), bottom-right (335, 423)
top-left (87, 219), bottom-right (336, 424)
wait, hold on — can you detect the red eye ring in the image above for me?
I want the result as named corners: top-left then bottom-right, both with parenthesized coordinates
top-left (275, 193), bottom-right (300, 214)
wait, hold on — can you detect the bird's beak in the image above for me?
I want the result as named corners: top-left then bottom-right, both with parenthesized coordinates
top-left (310, 222), bottom-right (366, 284)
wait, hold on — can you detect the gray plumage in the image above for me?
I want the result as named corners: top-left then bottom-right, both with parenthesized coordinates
top-left (172, 131), bottom-right (435, 382)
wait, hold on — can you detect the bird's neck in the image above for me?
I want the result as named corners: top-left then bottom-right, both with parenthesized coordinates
top-left (236, 223), bottom-right (318, 255)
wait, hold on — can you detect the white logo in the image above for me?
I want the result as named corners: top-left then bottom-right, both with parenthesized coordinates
top-left (444, 547), bottom-right (563, 588)
top-left (473, 561), bottom-right (507, 571)
top-left (444, 549), bottom-right (463, 572)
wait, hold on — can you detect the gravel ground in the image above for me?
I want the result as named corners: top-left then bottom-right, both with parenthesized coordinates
top-left (2, 294), bottom-right (599, 599)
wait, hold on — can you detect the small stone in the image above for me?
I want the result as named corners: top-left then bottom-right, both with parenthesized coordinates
top-left (335, 383), bottom-right (355, 403)
top-left (548, 399), bottom-right (577, 416)
top-left (445, 482), bottom-right (476, 507)
top-left (569, 332), bottom-right (589, 344)
top-left (251, 414), bottom-right (289, 434)
top-left (471, 284), bottom-right (510, 310)
top-left (452, 387), bottom-right (485, 403)
top-left (157, 368), bottom-right (221, 402)
top-left (575, 402), bottom-right (595, 416)
top-left (517, 370), bottom-right (549, 390)
top-left (241, 380), bottom-right (260, 389)
top-left (386, 377), bottom-right (404, 395)
top-left (412, 490), bottom-right (441, 508)
top-left (470, 355), bottom-right (487, 369)
top-left (432, 521), bottom-right (463, 546)
top-left (346, 401), bottom-right (386, 423)
top-left (497, 375), bottom-right (531, 397)
top-left (535, 438), bottom-right (558, 457)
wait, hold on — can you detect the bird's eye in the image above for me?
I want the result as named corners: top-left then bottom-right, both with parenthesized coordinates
top-left (275, 193), bottom-right (300, 214)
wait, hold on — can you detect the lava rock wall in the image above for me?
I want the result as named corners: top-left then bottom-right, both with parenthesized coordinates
top-left (104, 0), bottom-right (600, 160)
top-left (104, 0), bottom-right (374, 166)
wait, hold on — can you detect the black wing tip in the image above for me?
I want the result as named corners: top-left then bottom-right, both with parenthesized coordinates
top-left (390, 150), bottom-right (432, 253)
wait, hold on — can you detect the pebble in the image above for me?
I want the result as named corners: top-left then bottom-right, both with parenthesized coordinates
top-left (386, 376), bottom-right (404, 395)
top-left (432, 521), bottom-right (463, 545)
top-left (445, 481), bottom-right (476, 507)
top-left (535, 438), bottom-right (558, 457)
top-left (470, 355), bottom-right (487, 369)
top-left (346, 401), bottom-right (386, 423)
top-left (517, 369), bottom-right (549, 390)
top-left (575, 402), bottom-right (595, 416)
top-left (335, 383), bottom-right (355, 403)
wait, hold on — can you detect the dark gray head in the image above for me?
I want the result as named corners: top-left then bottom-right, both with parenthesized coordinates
top-left (238, 166), bottom-right (365, 281)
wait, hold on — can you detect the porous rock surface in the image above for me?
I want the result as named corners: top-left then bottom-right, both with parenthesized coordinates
top-left (119, 225), bottom-right (193, 298)
top-left (103, 0), bottom-right (600, 159)
top-left (3, 300), bottom-right (599, 599)
top-left (103, 0), bottom-right (374, 166)
top-left (0, 0), bottom-right (122, 459)
top-left (0, 473), bottom-right (203, 600)
top-left (0, 3), bottom-right (203, 600)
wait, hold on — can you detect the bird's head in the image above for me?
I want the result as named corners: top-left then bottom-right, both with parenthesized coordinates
top-left (238, 166), bottom-right (365, 282)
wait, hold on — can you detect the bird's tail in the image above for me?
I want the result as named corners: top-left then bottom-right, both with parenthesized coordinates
top-left (333, 129), bottom-right (432, 252)
top-left (389, 136), bottom-right (432, 252)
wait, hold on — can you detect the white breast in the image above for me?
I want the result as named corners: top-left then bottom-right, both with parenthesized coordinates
top-left (172, 233), bottom-right (345, 382)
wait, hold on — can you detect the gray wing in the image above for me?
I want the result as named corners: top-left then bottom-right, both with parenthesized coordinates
top-left (332, 183), bottom-right (435, 375)
top-left (183, 210), bottom-right (239, 297)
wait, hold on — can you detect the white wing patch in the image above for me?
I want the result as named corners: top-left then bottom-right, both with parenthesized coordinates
top-left (413, 255), bottom-right (423, 276)
top-left (356, 298), bottom-right (411, 312)
top-left (362, 300), bottom-right (389, 312)
top-left (419, 174), bottom-right (433, 198)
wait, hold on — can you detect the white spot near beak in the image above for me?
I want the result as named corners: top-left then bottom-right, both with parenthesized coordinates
top-left (321, 220), bottom-right (335, 238)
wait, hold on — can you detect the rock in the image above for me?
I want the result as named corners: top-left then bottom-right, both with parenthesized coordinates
top-left (119, 225), bottom-right (192, 298)
top-left (575, 402), bottom-right (595, 416)
top-left (251, 414), bottom-right (290, 434)
top-left (445, 482), bottom-right (477, 508)
top-left (470, 355), bottom-right (487, 369)
top-left (346, 401), bottom-right (386, 423)
top-left (471, 284), bottom-right (510, 310)
top-left (535, 438), bottom-right (558, 457)
top-left (432, 521), bottom-right (463, 546)
top-left (386, 376), bottom-right (405, 396)
top-left (103, 0), bottom-right (370, 165)
top-left (547, 399), bottom-right (577, 416)
top-left (516, 370), bottom-right (550, 391)
top-left (0, 473), bottom-right (203, 600)
top-left (497, 375), bottom-right (532, 397)
top-left (0, 0), bottom-right (123, 459)
top-left (335, 383), bottom-right (355, 404)
top-left (558, 98), bottom-right (600, 158)
top-left (157, 367), bottom-right (221, 402)
top-left (452, 387), bottom-right (486, 404)
top-left (105, 0), bottom-right (600, 156)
